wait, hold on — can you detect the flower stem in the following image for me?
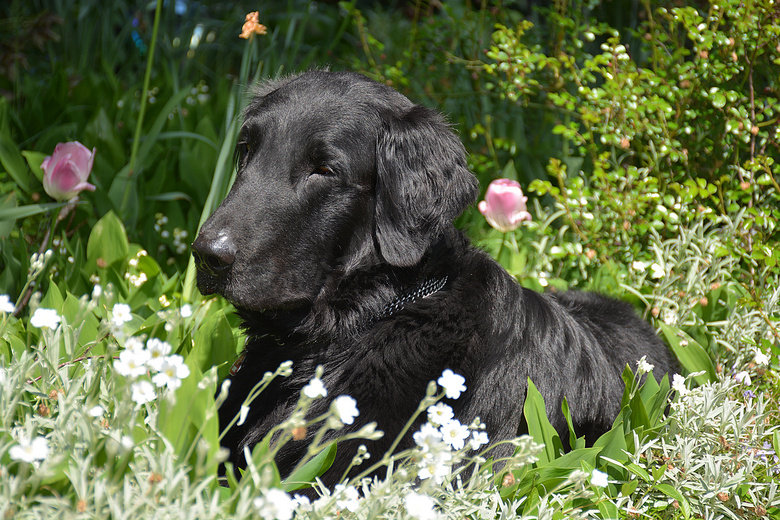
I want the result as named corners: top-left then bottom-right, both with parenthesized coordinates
top-left (127, 0), bottom-right (163, 180)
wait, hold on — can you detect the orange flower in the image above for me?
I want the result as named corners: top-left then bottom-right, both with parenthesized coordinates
top-left (239, 11), bottom-right (267, 39)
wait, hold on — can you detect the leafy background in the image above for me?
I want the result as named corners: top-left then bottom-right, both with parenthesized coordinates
top-left (0, 0), bottom-right (778, 518)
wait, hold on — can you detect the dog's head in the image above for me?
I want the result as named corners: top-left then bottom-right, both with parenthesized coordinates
top-left (192, 71), bottom-right (478, 311)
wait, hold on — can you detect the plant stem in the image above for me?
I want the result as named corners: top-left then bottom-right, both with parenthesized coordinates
top-left (127, 0), bottom-right (163, 180)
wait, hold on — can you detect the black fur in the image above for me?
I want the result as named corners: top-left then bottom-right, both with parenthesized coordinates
top-left (191, 70), bottom-right (675, 488)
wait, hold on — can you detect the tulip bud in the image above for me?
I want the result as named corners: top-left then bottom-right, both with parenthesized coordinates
top-left (478, 178), bottom-right (532, 232)
top-left (41, 141), bottom-right (96, 201)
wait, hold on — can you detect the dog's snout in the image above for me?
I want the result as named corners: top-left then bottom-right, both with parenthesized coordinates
top-left (192, 233), bottom-right (236, 276)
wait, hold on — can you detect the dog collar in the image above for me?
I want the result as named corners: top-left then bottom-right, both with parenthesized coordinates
top-left (377, 275), bottom-right (448, 320)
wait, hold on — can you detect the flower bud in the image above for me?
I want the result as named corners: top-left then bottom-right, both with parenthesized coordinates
top-left (41, 141), bottom-right (96, 201)
top-left (478, 179), bottom-right (532, 232)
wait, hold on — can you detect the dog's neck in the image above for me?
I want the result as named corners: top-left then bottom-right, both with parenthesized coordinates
top-left (239, 231), bottom-right (466, 347)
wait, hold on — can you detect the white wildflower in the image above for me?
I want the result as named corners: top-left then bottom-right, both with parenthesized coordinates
top-left (0, 294), bottom-right (15, 313)
top-left (332, 395), bottom-right (359, 425)
top-left (671, 374), bottom-right (689, 396)
top-left (111, 303), bottom-right (133, 327)
top-left (405, 492), bottom-right (438, 520)
top-left (650, 262), bottom-right (664, 279)
top-left (631, 261), bottom-right (646, 272)
top-left (303, 377), bottom-right (327, 399)
top-left (418, 450), bottom-right (452, 484)
top-left (591, 469), bottom-right (609, 487)
top-left (237, 404), bottom-right (250, 426)
top-left (145, 338), bottom-right (173, 371)
top-left (334, 484), bottom-right (360, 512)
top-left (253, 488), bottom-right (295, 520)
top-left (180, 304), bottom-right (193, 318)
top-left (9, 435), bottom-right (49, 463)
top-left (437, 369), bottom-right (466, 399)
top-left (636, 356), bottom-right (655, 374)
top-left (88, 405), bottom-right (105, 417)
top-left (440, 419), bottom-right (470, 450)
top-left (151, 354), bottom-right (190, 391)
top-left (427, 403), bottom-right (454, 426)
top-left (30, 308), bottom-right (61, 329)
top-left (114, 348), bottom-right (151, 379)
top-left (469, 430), bottom-right (490, 451)
top-left (131, 380), bottom-right (156, 405)
top-left (754, 350), bottom-right (769, 366)
top-left (414, 422), bottom-right (444, 452)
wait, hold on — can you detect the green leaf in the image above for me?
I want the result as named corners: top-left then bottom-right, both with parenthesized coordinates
top-left (0, 202), bottom-right (65, 221)
top-left (282, 442), bottom-right (337, 492)
top-left (659, 323), bottom-right (716, 385)
top-left (191, 310), bottom-right (237, 381)
top-left (21, 150), bottom-right (47, 183)
top-left (0, 134), bottom-right (32, 193)
top-left (524, 378), bottom-right (563, 465)
top-left (86, 210), bottom-right (129, 272)
top-left (655, 483), bottom-right (691, 519)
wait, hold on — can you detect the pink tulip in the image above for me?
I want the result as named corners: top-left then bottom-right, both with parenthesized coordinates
top-left (41, 141), bottom-right (96, 201)
top-left (478, 178), bottom-right (532, 232)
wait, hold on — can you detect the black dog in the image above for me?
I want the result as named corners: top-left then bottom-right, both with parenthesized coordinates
top-left (192, 70), bottom-right (675, 487)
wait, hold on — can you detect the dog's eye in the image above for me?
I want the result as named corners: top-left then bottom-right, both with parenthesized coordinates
top-left (311, 166), bottom-right (335, 176)
top-left (235, 141), bottom-right (250, 165)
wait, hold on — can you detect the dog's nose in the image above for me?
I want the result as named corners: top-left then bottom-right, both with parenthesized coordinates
top-left (192, 233), bottom-right (236, 276)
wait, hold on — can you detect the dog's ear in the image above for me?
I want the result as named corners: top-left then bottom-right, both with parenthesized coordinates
top-left (375, 105), bottom-right (478, 267)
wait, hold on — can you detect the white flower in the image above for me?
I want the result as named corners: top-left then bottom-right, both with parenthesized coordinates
top-left (114, 348), bottom-right (151, 379)
top-left (414, 422), bottom-right (444, 452)
top-left (650, 262), bottom-right (664, 279)
top-left (237, 404), bottom-right (250, 426)
top-left (405, 492), bottom-right (438, 520)
top-left (427, 403), bottom-right (454, 426)
top-left (303, 377), bottom-right (327, 399)
top-left (292, 494), bottom-right (312, 512)
top-left (124, 336), bottom-right (145, 352)
top-left (91, 284), bottom-right (102, 299)
top-left (30, 308), bottom-right (61, 329)
top-left (734, 371), bottom-right (752, 386)
top-left (631, 261), bottom-right (646, 272)
top-left (440, 419), bottom-right (470, 450)
top-left (145, 338), bottom-right (173, 371)
top-left (591, 469), bottom-right (609, 487)
top-left (418, 450), bottom-right (452, 483)
top-left (151, 354), bottom-right (190, 390)
top-left (754, 350), bottom-right (770, 366)
top-left (671, 374), bottom-right (689, 396)
top-left (469, 430), bottom-right (489, 451)
top-left (131, 380), bottom-right (156, 405)
top-left (9, 435), bottom-right (49, 463)
top-left (332, 395), bottom-right (359, 425)
top-left (180, 304), bottom-right (193, 318)
top-left (88, 405), bottom-right (105, 417)
top-left (253, 488), bottom-right (295, 520)
top-left (0, 294), bottom-right (15, 313)
top-left (111, 303), bottom-right (133, 327)
top-left (437, 369), bottom-right (466, 399)
top-left (636, 356), bottom-right (655, 374)
top-left (334, 484), bottom-right (360, 512)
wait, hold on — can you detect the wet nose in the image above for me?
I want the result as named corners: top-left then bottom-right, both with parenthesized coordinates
top-left (191, 233), bottom-right (236, 276)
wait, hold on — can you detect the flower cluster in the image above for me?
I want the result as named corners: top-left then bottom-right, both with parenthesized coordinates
top-left (411, 370), bottom-right (489, 484)
top-left (113, 336), bottom-right (190, 404)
